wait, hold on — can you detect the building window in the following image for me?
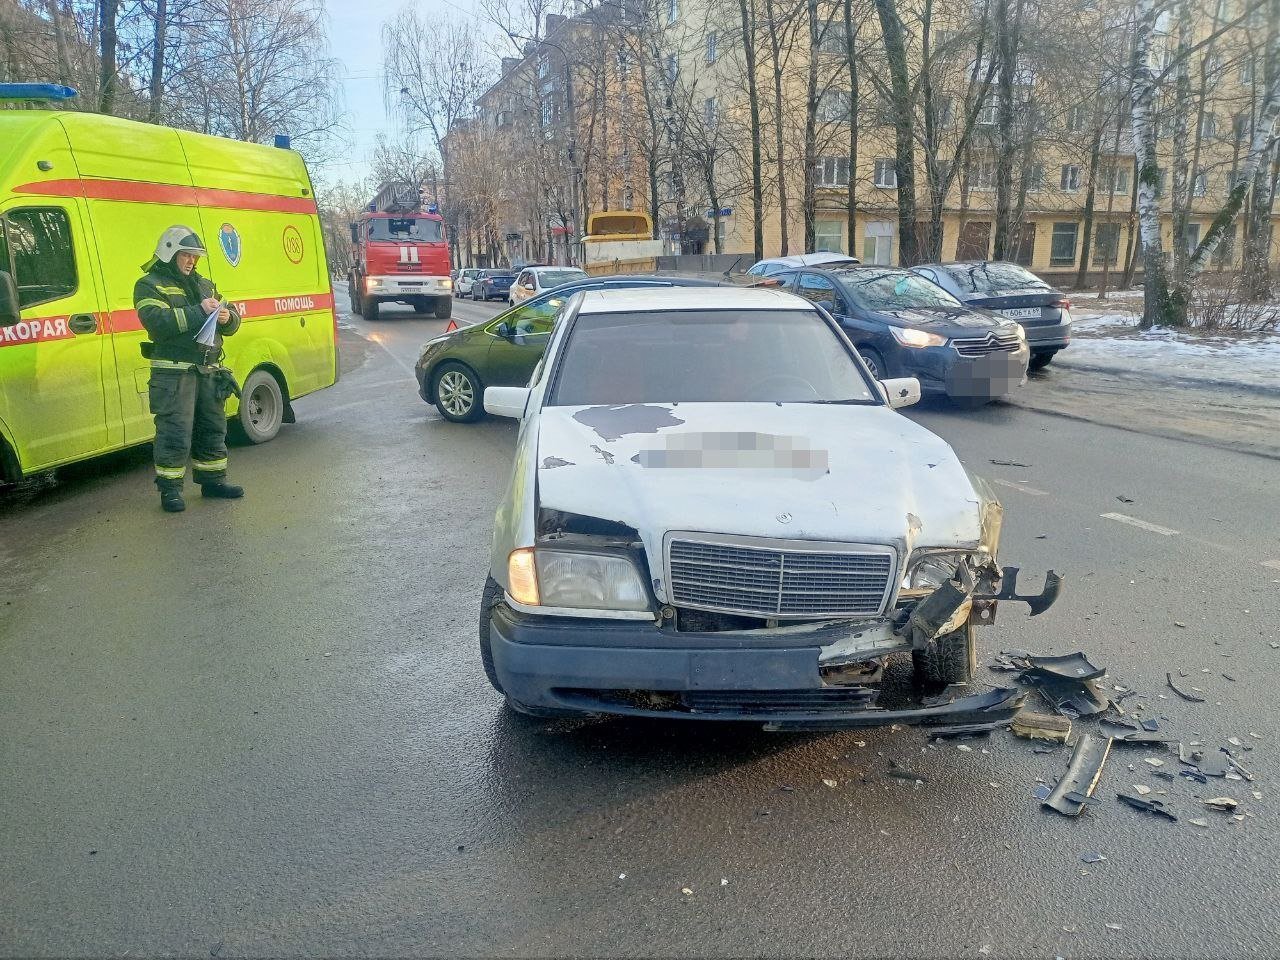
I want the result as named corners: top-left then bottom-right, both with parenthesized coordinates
top-left (665, 53), bottom-right (677, 84)
top-left (1199, 113), bottom-right (1217, 139)
top-left (1156, 166), bottom-right (1168, 194)
top-left (705, 31), bottom-right (717, 63)
top-left (815, 219), bottom-right (845, 253)
top-left (1050, 222), bottom-right (1078, 266)
top-left (1060, 164), bottom-right (1081, 191)
top-left (969, 160), bottom-right (996, 190)
top-left (1102, 163), bottom-right (1130, 195)
top-left (814, 156), bottom-right (850, 187)
top-left (817, 90), bottom-right (852, 122)
top-left (1204, 53), bottom-right (1222, 78)
top-left (540, 98), bottom-right (554, 126)
top-left (1092, 223), bottom-right (1120, 265)
top-left (537, 57), bottom-right (550, 79)
top-left (1233, 113), bottom-right (1250, 141)
top-left (873, 158), bottom-right (897, 188)
top-left (1183, 222), bottom-right (1201, 253)
top-left (1240, 60), bottom-right (1255, 84)
top-left (977, 97), bottom-right (997, 125)
top-left (703, 96), bottom-right (717, 128)
top-left (934, 95), bottom-right (955, 128)
top-left (1067, 104), bottom-right (1089, 133)
top-left (818, 19), bottom-right (848, 55)
top-left (667, 0), bottom-right (678, 23)
top-left (1213, 223), bottom-right (1237, 266)
top-left (1026, 163), bottom-right (1046, 191)
top-left (617, 51), bottom-right (630, 77)
top-left (1193, 171), bottom-right (1207, 197)
top-left (863, 221), bottom-right (894, 265)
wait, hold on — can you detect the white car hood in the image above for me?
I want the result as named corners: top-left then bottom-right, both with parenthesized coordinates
top-left (535, 402), bottom-right (982, 598)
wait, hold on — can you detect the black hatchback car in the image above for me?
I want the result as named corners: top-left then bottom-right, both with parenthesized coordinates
top-left (472, 270), bottom-right (516, 301)
top-left (911, 261), bottom-right (1071, 369)
top-left (772, 265), bottom-right (1029, 402)
top-left (416, 274), bottom-right (725, 422)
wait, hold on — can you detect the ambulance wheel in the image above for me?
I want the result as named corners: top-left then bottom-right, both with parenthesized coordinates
top-left (349, 283), bottom-right (361, 315)
top-left (234, 369), bottom-right (284, 444)
top-left (360, 295), bottom-right (380, 321)
top-left (435, 297), bottom-right (452, 320)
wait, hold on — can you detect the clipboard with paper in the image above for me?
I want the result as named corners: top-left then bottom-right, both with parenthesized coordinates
top-left (195, 300), bottom-right (224, 347)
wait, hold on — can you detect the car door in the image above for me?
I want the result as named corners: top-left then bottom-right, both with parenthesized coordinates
top-left (0, 200), bottom-right (114, 471)
top-left (482, 294), bottom-right (563, 386)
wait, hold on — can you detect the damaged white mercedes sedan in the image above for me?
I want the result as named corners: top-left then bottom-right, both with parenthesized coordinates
top-left (479, 287), bottom-right (1059, 728)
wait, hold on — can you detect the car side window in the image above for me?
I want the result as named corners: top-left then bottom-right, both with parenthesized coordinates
top-left (797, 272), bottom-right (835, 306)
top-left (747, 262), bottom-right (765, 276)
top-left (3, 208), bottom-right (77, 308)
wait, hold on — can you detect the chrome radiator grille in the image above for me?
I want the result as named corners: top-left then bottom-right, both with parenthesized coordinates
top-left (666, 535), bottom-right (895, 619)
top-left (951, 330), bottom-right (1023, 357)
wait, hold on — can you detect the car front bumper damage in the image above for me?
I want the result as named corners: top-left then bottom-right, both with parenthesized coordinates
top-left (488, 561), bottom-right (1061, 729)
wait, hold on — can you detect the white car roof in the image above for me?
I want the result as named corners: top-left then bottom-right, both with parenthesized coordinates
top-left (758, 252), bottom-right (859, 268)
top-left (532, 265), bottom-right (586, 273)
top-left (574, 286), bottom-right (806, 314)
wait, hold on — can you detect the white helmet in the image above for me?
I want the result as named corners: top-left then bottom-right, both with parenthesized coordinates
top-left (154, 225), bottom-right (208, 263)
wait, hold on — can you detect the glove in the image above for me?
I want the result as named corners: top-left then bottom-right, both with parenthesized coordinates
top-left (212, 368), bottom-right (241, 402)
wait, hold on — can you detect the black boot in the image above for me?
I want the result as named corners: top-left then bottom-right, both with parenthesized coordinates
top-left (160, 487), bottom-right (186, 512)
top-left (201, 481), bottom-right (244, 499)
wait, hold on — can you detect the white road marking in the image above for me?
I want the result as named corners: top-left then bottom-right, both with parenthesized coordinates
top-left (992, 477), bottom-right (1049, 496)
top-left (1100, 512), bottom-right (1180, 536)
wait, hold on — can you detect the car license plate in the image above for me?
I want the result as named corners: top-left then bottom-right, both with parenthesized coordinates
top-left (1001, 307), bottom-right (1042, 320)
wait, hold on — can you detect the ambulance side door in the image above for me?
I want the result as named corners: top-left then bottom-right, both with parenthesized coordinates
top-left (0, 200), bottom-right (113, 471)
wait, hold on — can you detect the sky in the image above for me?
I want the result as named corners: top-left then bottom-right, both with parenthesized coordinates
top-left (318, 0), bottom-right (493, 187)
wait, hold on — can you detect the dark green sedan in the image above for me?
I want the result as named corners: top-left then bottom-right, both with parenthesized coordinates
top-left (415, 275), bottom-right (725, 422)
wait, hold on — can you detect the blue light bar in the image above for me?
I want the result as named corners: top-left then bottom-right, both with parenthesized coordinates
top-left (0, 83), bottom-right (79, 102)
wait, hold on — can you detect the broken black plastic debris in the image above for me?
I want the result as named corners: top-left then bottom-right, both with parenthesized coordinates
top-left (1025, 652), bottom-right (1106, 682)
top-left (1117, 792), bottom-right (1178, 821)
top-left (1043, 734), bottom-right (1112, 817)
top-left (990, 458), bottom-right (1032, 467)
top-left (1141, 719), bottom-right (1159, 732)
top-left (1099, 720), bottom-right (1173, 748)
top-left (1179, 743), bottom-right (1231, 777)
top-left (1167, 673), bottom-right (1206, 703)
top-left (922, 683), bottom-right (971, 708)
top-left (1033, 783), bottom-right (1052, 801)
top-left (1027, 673), bottom-right (1111, 719)
top-left (1080, 852), bottom-right (1107, 864)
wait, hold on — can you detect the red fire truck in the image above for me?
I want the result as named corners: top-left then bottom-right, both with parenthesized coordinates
top-left (348, 182), bottom-right (452, 320)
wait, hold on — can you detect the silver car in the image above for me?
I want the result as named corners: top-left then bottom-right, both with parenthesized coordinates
top-left (478, 287), bottom-right (1058, 726)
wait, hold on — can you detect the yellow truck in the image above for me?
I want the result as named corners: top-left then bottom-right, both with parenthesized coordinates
top-left (0, 84), bottom-right (338, 483)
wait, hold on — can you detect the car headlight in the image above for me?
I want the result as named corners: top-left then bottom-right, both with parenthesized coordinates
top-left (890, 326), bottom-right (948, 348)
top-left (1013, 324), bottom-right (1027, 341)
top-left (441, 279), bottom-right (452, 289)
top-left (905, 550), bottom-right (970, 590)
top-left (507, 547), bottom-right (650, 611)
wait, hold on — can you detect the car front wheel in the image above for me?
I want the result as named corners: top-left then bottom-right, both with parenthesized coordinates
top-left (433, 362), bottom-right (484, 423)
top-left (1029, 350), bottom-right (1057, 371)
top-left (912, 624), bottom-right (976, 687)
top-left (858, 347), bottom-right (887, 380)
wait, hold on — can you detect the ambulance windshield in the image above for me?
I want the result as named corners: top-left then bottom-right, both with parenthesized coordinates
top-left (368, 217), bottom-right (445, 243)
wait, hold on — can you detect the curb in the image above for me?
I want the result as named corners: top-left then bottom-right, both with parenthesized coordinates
top-left (1052, 356), bottom-right (1280, 399)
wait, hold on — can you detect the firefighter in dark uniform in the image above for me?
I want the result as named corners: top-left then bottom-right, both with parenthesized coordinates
top-left (134, 226), bottom-right (244, 513)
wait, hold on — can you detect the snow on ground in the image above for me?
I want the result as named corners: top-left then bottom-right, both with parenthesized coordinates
top-left (1062, 298), bottom-right (1280, 392)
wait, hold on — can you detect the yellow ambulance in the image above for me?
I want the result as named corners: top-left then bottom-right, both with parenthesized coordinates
top-left (0, 86), bottom-right (338, 483)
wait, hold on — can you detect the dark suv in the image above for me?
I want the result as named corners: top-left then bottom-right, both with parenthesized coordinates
top-left (773, 265), bottom-right (1029, 403)
top-left (911, 261), bottom-right (1071, 370)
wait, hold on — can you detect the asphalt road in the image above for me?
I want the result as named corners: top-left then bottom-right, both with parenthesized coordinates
top-left (2, 290), bottom-right (1278, 958)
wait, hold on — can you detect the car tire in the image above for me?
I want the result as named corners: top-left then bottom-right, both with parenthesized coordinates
top-left (232, 368), bottom-right (285, 444)
top-left (1029, 350), bottom-right (1057, 371)
top-left (349, 281), bottom-right (362, 316)
top-left (912, 624), bottom-right (976, 687)
top-left (435, 297), bottom-right (452, 320)
top-left (433, 361), bottom-right (484, 423)
top-left (479, 576), bottom-right (505, 693)
top-left (360, 295), bottom-right (379, 321)
top-left (858, 347), bottom-right (887, 380)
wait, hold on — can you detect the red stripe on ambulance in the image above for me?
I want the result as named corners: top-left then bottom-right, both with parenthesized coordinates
top-left (13, 179), bottom-right (318, 215)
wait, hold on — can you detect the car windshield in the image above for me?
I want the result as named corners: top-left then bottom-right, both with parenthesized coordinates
top-left (835, 269), bottom-right (962, 310)
top-left (367, 217), bottom-right (444, 242)
top-left (549, 309), bottom-right (876, 406)
top-left (941, 262), bottom-right (1050, 294)
top-left (539, 269), bottom-right (587, 287)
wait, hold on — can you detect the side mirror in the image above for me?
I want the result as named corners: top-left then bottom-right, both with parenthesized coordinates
top-left (815, 298), bottom-right (836, 313)
top-left (880, 377), bottom-right (921, 409)
top-left (349, 224), bottom-right (359, 243)
top-left (485, 385), bottom-right (531, 419)
top-left (0, 271), bottom-right (19, 327)
top-left (495, 321), bottom-right (514, 339)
